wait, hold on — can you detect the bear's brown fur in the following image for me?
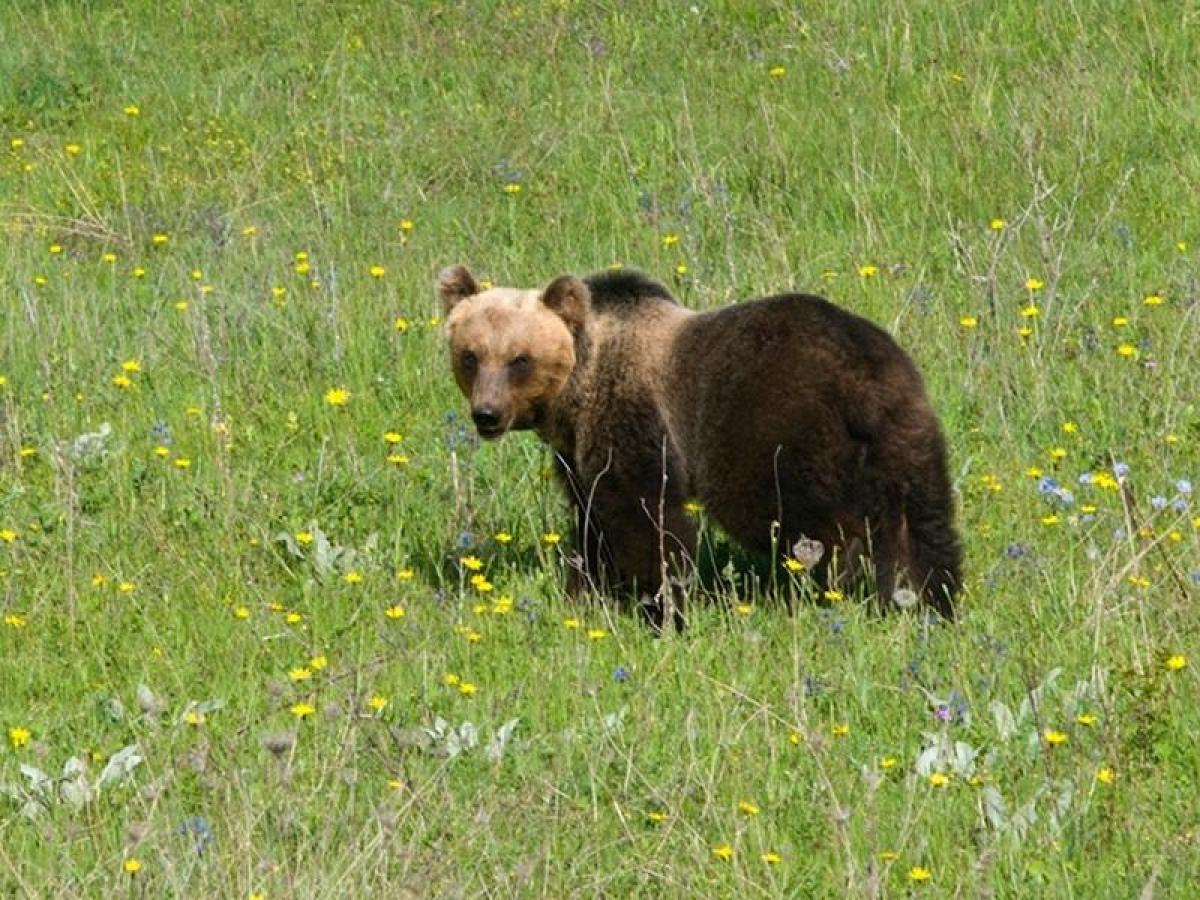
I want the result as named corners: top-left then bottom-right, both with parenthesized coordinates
top-left (439, 265), bottom-right (962, 622)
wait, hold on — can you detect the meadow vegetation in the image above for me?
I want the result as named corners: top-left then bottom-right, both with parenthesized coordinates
top-left (1, 1), bottom-right (1198, 896)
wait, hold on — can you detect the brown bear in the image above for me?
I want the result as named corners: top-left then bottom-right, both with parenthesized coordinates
top-left (439, 265), bottom-right (961, 623)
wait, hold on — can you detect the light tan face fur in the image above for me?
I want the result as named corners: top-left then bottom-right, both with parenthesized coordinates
top-left (440, 272), bottom-right (577, 440)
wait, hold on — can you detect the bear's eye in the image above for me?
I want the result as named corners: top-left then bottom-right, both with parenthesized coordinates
top-left (508, 354), bottom-right (532, 376)
top-left (460, 351), bottom-right (479, 374)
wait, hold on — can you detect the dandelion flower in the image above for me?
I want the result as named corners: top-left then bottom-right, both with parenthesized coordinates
top-left (858, 264), bottom-right (878, 278)
top-left (369, 265), bottom-right (386, 278)
top-left (928, 772), bottom-right (950, 788)
top-left (761, 851), bottom-right (782, 864)
top-left (367, 695), bottom-right (388, 712)
top-left (494, 531), bottom-right (513, 544)
top-left (1075, 713), bottom-right (1098, 727)
top-left (396, 568), bottom-right (415, 581)
top-left (1043, 729), bottom-right (1068, 746)
top-left (959, 315), bottom-right (978, 329)
top-left (1096, 767), bottom-right (1116, 784)
top-left (1143, 293), bottom-right (1164, 307)
top-left (542, 532), bottom-right (561, 546)
top-left (712, 844), bottom-right (734, 861)
top-left (587, 628), bottom-right (608, 641)
top-left (831, 722), bottom-right (850, 737)
top-left (457, 681), bottom-right (478, 697)
top-left (908, 866), bottom-right (931, 883)
top-left (324, 387), bottom-right (351, 406)
top-left (502, 182), bottom-right (522, 194)
top-left (1025, 277), bottom-right (1044, 291)
top-left (8, 726), bottom-right (31, 749)
top-left (385, 604), bottom-right (406, 619)
top-left (1166, 655), bottom-right (1188, 672)
top-left (123, 858), bottom-right (142, 875)
top-left (737, 800), bottom-right (760, 816)
top-left (290, 701), bottom-right (316, 719)
top-left (343, 571), bottom-right (363, 585)
top-left (989, 218), bottom-right (1006, 231)
top-left (647, 811), bottom-right (668, 824)
top-left (289, 667), bottom-right (313, 682)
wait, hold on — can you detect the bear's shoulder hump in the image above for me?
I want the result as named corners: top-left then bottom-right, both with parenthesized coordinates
top-left (583, 270), bottom-right (677, 312)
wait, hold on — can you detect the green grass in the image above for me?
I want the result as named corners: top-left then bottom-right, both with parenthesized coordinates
top-left (2, 0), bottom-right (1198, 896)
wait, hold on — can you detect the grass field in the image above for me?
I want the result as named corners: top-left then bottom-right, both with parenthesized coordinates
top-left (2, 1), bottom-right (1199, 896)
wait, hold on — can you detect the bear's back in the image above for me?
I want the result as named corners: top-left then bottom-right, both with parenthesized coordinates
top-left (584, 270), bottom-right (677, 314)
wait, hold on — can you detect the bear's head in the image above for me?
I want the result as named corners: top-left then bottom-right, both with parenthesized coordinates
top-left (439, 264), bottom-right (588, 440)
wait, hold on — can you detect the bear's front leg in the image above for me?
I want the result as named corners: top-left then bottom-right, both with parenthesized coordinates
top-left (578, 459), bottom-right (697, 627)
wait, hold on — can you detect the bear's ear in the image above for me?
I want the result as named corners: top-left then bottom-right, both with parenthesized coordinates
top-left (541, 275), bottom-right (590, 332)
top-left (438, 265), bottom-right (480, 314)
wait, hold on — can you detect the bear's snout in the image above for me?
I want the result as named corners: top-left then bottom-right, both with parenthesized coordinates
top-left (471, 406), bottom-right (505, 439)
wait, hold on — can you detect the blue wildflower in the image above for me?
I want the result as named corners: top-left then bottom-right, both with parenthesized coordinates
top-left (1176, 479), bottom-right (1192, 495)
top-left (1150, 496), bottom-right (1168, 511)
top-left (178, 816), bottom-right (214, 855)
top-left (613, 665), bottom-right (630, 684)
top-left (1113, 462), bottom-right (1130, 479)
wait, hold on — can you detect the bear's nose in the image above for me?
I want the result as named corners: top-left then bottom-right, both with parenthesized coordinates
top-left (472, 407), bottom-right (501, 432)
